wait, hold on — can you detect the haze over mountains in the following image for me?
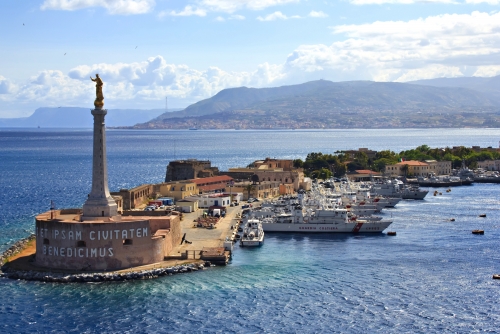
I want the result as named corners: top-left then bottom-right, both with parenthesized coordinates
top-left (139, 75), bottom-right (500, 129)
top-left (0, 108), bottom-right (169, 128)
top-left (2, 76), bottom-right (499, 128)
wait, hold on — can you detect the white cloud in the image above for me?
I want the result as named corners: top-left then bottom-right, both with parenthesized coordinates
top-left (3, 11), bottom-right (500, 117)
top-left (40, 0), bottom-right (155, 15)
top-left (282, 11), bottom-right (500, 82)
top-left (215, 16), bottom-right (225, 21)
top-left (0, 56), bottom-right (285, 116)
top-left (0, 76), bottom-right (17, 95)
top-left (349, 0), bottom-right (457, 4)
top-left (159, 5), bottom-right (207, 17)
top-left (308, 10), bottom-right (328, 18)
top-left (230, 14), bottom-right (245, 20)
top-left (257, 11), bottom-right (301, 21)
top-left (199, 0), bottom-right (300, 13)
top-left (466, 0), bottom-right (500, 3)
top-left (473, 65), bottom-right (500, 77)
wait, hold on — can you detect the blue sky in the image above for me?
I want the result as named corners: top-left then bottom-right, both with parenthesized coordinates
top-left (0, 0), bottom-right (499, 117)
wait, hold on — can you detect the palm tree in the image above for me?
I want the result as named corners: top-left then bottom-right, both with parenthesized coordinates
top-left (244, 184), bottom-right (254, 200)
top-left (401, 164), bottom-right (409, 181)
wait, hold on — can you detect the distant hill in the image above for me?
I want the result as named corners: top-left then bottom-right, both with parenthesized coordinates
top-left (0, 107), bottom-right (177, 128)
top-left (138, 79), bottom-right (500, 129)
top-left (409, 75), bottom-right (500, 102)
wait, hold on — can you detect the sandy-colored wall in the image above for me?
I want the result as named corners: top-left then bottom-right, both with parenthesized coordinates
top-left (35, 218), bottom-right (165, 271)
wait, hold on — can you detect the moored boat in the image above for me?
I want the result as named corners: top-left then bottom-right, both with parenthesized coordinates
top-left (240, 218), bottom-right (265, 246)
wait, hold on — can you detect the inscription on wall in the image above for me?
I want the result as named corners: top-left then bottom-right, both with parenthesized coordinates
top-left (37, 227), bottom-right (149, 258)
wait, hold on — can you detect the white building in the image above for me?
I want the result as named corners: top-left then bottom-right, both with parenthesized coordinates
top-left (186, 194), bottom-right (232, 208)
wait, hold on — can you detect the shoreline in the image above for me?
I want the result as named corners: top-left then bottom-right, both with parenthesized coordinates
top-left (0, 234), bottom-right (216, 283)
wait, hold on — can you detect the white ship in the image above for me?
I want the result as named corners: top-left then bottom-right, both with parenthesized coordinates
top-left (261, 204), bottom-right (392, 233)
top-left (240, 218), bottom-right (265, 246)
top-left (254, 189), bottom-right (392, 233)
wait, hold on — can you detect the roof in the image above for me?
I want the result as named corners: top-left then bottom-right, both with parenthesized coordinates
top-left (190, 175), bottom-right (233, 185)
top-left (177, 198), bottom-right (198, 202)
top-left (397, 161), bottom-right (429, 166)
top-left (353, 170), bottom-right (381, 175)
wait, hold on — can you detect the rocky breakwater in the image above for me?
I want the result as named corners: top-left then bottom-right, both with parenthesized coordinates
top-left (0, 233), bottom-right (36, 265)
top-left (1, 262), bottom-right (211, 283)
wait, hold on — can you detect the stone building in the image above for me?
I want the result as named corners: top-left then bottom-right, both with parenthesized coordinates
top-left (477, 160), bottom-right (500, 171)
top-left (154, 181), bottom-right (198, 200)
top-left (385, 161), bottom-right (431, 177)
top-left (35, 209), bottom-right (181, 271)
top-left (221, 158), bottom-right (304, 192)
top-left (111, 184), bottom-right (154, 211)
top-left (190, 175), bottom-right (234, 194)
top-left (343, 148), bottom-right (378, 160)
top-left (165, 159), bottom-right (219, 182)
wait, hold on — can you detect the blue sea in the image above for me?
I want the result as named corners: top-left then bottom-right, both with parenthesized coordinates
top-left (1, 128), bottom-right (500, 333)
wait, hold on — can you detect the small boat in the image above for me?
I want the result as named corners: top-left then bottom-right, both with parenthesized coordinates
top-left (387, 231), bottom-right (397, 236)
top-left (472, 230), bottom-right (484, 235)
top-left (240, 219), bottom-right (264, 247)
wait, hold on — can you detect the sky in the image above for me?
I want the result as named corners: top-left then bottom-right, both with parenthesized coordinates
top-left (0, 0), bottom-right (499, 117)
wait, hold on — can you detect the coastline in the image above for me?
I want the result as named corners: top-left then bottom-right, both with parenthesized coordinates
top-left (0, 235), bottom-right (213, 283)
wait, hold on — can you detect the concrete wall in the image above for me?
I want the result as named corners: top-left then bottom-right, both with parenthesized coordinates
top-left (111, 184), bottom-right (153, 210)
top-left (35, 215), bottom-right (174, 271)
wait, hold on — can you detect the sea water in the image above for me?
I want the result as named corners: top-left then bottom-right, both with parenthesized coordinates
top-left (1, 128), bottom-right (500, 333)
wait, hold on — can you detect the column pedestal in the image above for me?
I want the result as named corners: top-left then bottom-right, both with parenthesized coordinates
top-left (82, 107), bottom-right (118, 220)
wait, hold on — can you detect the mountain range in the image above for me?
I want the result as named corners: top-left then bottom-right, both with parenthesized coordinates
top-left (136, 76), bottom-right (500, 129)
top-left (2, 75), bottom-right (499, 128)
top-left (0, 108), bottom-right (169, 128)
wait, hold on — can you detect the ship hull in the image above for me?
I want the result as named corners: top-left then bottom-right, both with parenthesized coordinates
top-left (261, 220), bottom-right (392, 233)
top-left (240, 238), bottom-right (264, 247)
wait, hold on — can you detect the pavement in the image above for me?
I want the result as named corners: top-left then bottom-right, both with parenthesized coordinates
top-left (171, 203), bottom-right (244, 254)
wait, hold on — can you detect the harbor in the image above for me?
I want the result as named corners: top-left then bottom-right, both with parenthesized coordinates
top-left (2, 128), bottom-right (500, 332)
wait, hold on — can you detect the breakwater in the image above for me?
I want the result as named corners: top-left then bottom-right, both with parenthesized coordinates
top-left (0, 234), bottom-right (35, 265)
top-left (1, 262), bottom-right (209, 283)
top-left (1, 234), bottom-right (212, 283)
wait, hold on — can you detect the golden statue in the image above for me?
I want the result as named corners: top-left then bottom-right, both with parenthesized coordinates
top-left (90, 74), bottom-right (104, 108)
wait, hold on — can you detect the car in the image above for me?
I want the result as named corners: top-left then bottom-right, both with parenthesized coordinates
top-left (144, 205), bottom-right (156, 211)
top-left (248, 198), bottom-right (256, 203)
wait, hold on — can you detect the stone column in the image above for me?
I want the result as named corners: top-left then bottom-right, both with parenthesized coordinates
top-left (82, 108), bottom-right (117, 218)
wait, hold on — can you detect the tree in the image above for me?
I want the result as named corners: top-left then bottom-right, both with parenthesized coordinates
top-left (244, 184), bottom-right (254, 200)
top-left (401, 164), bottom-right (409, 178)
top-left (293, 159), bottom-right (304, 168)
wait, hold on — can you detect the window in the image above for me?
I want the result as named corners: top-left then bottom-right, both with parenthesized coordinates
top-left (123, 239), bottom-right (133, 245)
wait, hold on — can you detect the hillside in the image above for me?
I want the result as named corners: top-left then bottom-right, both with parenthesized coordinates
top-left (0, 107), bottom-right (170, 128)
top-left (137, 79), bottom-right (500, 129)
top-left (409, 75), bottom-right (500, 102)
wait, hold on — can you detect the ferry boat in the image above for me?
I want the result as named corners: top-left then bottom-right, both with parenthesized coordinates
top-left (240, 218), bottom-right (265, 246)
top-left (260, 205), bottom-right (392, 233)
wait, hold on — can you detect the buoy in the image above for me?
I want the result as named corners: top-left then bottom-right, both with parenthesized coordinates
top-left (479, 214), bottom-right (486, 218)
top-left (449, 218), bottom-right (455, 222)
top-left (493, 274), bottom-right (500, 280)
top-left (472, 230), bottom-right (484, 235)
top-left (387, 231), bottom-right (397, 236)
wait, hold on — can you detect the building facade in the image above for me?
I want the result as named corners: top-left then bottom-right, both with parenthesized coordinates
top-left (154, 181), bottom-right (198, 200)
top-left (384, 161), bottom-right (431, 177)
top-left (165, 159), bottom-right (219, 182)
